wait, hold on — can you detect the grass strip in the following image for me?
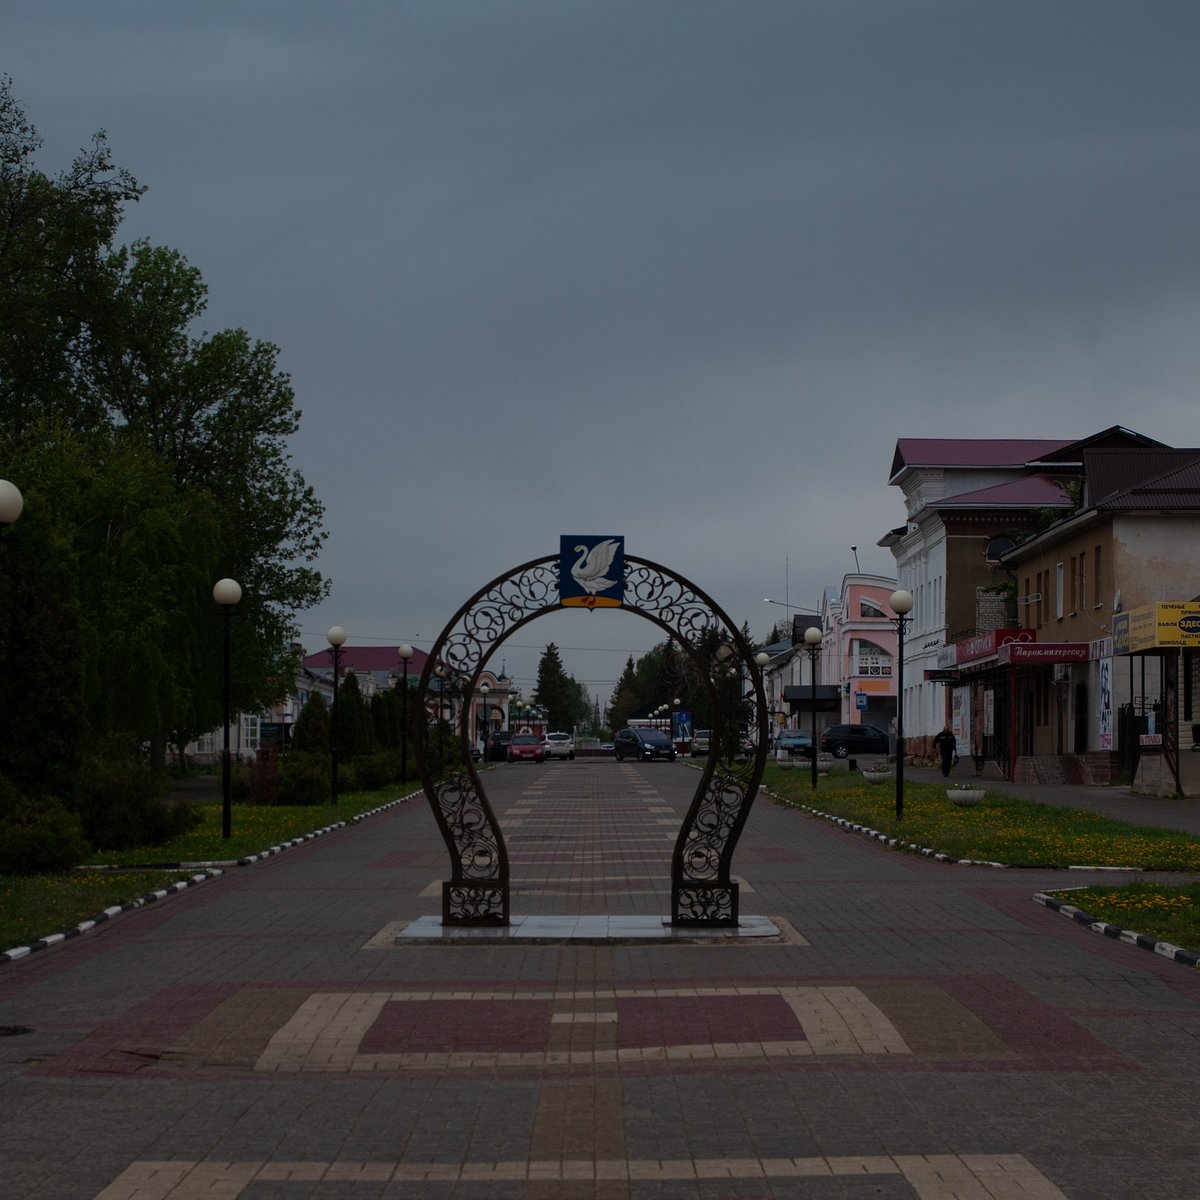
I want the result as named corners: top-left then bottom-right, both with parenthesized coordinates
top-left (1042, 881), bottom-right (1200, 959)
top-left (763, 764), bottom-right (1200, 871)
top-left (0, 870), bottom-right (210, 953)
top-left (1, 785), bottom-right (419, 953)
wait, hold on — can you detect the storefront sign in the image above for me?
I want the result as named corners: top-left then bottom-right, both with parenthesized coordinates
top-left (955, 627), bottom-right (1035, 666)
top-left (998, 642), bottom-right (1089, 665)
top-left (1117, 602), bottom-right (1200, 653)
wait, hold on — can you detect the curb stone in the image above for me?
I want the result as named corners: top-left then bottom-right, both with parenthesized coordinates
top-left (0, 787), bottom-right (425, 966)
top-left (1034, 890), bottom-right (1200, 969)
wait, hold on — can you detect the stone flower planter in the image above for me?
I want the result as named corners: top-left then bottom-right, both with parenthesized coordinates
top-left (947, 786), bottom-right (985, 807)
top-left (861, 769), bottom-right (892, 785)
top-left (777, 756), bottom-right (794, 770)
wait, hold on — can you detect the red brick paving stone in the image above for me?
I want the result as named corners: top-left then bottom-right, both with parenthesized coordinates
top-left (358, 998), bottom-right (555, 1054)
top-left (614, 995), bottom-right (802, 1048)
top-left (34, 982), bottom-right (239, 1077)
top-left (935, 975), bottom-right (1138, 1071)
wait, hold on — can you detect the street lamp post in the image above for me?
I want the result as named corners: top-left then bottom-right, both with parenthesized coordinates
top-left (213, 578), bottom-right (242, 839)
top-left (398, 644), bottom-right (413, 783)
top-left (803, 626), bottom-right (822, 790)
top-left (889, 589), bottom-right (914, 821)
top-left (326, 625), bottom-right (347, 805)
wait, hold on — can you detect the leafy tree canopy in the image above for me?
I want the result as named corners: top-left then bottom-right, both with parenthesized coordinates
top-left (0, 78), bottom-right (326, 780)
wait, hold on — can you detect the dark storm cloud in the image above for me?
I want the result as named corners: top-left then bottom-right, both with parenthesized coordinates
top-left (5, 0), bottom-right (1200, 702)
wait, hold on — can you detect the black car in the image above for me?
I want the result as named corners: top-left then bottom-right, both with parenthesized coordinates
top-left (818, 723), bottom-right (890, 758)
top-left (485, 729), bottom-right (515, 762)
top-left (613, 727), bottom-right (677, 762)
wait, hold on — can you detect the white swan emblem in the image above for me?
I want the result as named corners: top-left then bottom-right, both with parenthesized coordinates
top-left (571, 539), bottom-right (620, 594)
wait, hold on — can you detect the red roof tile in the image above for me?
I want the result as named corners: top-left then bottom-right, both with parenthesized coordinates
top-left (889, 439), bottom-right (1072, 483)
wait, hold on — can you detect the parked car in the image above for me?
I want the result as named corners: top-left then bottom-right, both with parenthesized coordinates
top-left (485, 730), bottom-right (515, 762)
top-left (614, 727), bottom-right (677, 762)
top-left (775, 729), bottom-right (813, 758)
top-left (818, 723), bottom-right (890, 758)
top-left (507, 733), bottom-right (545, 763)
top-left (690, 730), bottom-right (711, 758)
top-left (542, 731), bottom-right (575, 760)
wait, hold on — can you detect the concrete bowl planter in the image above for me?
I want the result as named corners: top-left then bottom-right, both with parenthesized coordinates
top-left (860, 768), bottom-right (892, 785)
top-left (816, 756), bottom-right (834, 775)
top-left (776, 755), bottom-right (795, 770)
top-left (947, 786), bottom-right (985, 806)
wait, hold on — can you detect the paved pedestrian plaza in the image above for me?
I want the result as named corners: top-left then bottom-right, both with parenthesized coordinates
top-left (2, 760), bottom-right (1199, 1198)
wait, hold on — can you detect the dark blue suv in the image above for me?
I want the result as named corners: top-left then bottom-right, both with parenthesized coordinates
top-left (613, 727), bottom-right (677, 762)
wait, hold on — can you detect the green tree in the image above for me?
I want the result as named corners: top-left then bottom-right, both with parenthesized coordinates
top-left (608, 656), bottom-right (639, 731)
top-left (0, 75), bottom-right (143, 433)
top-left (533, 643), bottom-right (588, 731)
top-left (0, 80), bottom-right (326, 783)
top-left (334, 672), bottom-right (371, 763)
top-left (290, 691), bottom-right (330, 755)
top-left (371, 690), bottom-right (400, 749)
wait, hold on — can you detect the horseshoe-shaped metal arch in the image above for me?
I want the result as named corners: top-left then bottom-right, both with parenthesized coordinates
top-left (413, 553), bottom-right (769, 926)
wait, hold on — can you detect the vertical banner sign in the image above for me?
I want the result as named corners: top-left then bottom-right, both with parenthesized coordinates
top-left (1098, 657), bottom-right (1113, 750)
top-left (560, 535), bottom-right (624, 609)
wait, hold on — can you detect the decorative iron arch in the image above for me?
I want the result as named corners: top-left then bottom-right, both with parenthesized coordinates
top-left (413, 553), bottom-right (768, 926)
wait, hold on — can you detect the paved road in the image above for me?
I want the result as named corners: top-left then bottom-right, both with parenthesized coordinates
top-left (2, 759), bottom-right (1199, 1198)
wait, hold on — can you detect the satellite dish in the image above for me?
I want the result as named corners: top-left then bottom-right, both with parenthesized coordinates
top-left (984, 535), bottom-right (1016, 563)
top-left (1112, 589), bottom-right (1122, 613)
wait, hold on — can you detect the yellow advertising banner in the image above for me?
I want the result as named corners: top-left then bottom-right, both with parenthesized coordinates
top-left (1119, 602), bottom-right (1200, 653)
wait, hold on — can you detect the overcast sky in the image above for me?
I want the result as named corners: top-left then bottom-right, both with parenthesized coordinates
top-left (6, 2), bottom-right (1200, 710)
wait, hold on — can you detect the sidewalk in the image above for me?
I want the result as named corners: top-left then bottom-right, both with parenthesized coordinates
top-left (903, 761), bottom-right (1200, 833)
top-left (2, 759), bottom-right (1200, 1198)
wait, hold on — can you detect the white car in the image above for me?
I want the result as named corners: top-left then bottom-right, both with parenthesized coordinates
top-left (542, 732), bottom-right (576, 760)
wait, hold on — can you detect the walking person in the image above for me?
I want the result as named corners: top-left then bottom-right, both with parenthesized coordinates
top-left (932, 723), bottom-right (958, 777)
top-left (972, 707), bottom-right (986, 776)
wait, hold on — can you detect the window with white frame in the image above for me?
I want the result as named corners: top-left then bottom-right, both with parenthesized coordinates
top-left (240, 713), bottom-right (260, 752)
top-left (852, 639), bottom-right (893, 677)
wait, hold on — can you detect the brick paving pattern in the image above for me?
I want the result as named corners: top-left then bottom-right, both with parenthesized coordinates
top-left (2, 758), bottom-right (1199, 1197)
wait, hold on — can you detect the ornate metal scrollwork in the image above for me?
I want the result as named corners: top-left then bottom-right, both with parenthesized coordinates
top-left (414, 552), bottom-right (768, 927)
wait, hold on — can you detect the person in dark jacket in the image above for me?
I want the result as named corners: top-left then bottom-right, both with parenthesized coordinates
top-left (932, 724), bottom-right (957, 777)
